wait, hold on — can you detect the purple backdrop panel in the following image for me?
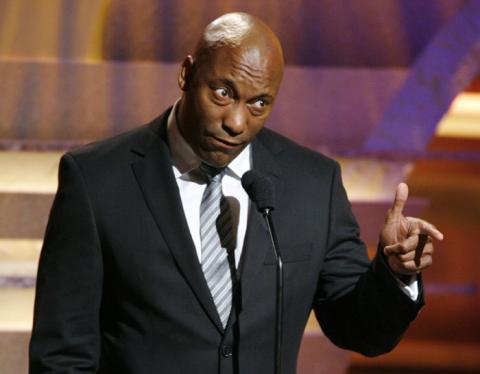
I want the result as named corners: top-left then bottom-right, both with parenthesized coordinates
top-left (267, 67), bottom-right (407, 153)
top-left (364, 0), bottom-right (480, 155)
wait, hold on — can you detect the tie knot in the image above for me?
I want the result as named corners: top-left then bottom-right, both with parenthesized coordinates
top-left (199, 162), bottom-right (225, 182)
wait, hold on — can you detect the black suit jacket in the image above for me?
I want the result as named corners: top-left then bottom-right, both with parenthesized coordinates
top-left (29, 109), bottom-right (423, 373)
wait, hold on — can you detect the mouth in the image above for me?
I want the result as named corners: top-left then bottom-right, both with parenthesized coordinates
top-left (209, 135), bottom-right (244, 149)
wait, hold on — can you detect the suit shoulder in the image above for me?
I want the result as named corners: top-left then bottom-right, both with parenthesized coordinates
top-left (69, 124), bottom-right (146, 161)
top-left (66, 113), bottom-right (166, 169)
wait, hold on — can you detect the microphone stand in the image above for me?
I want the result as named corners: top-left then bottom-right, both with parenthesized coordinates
top-left (262, 208), bottom-right (283, 374)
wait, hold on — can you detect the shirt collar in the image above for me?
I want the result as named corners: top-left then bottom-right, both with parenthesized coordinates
top-left (167, 99), bottom-right (251, 181)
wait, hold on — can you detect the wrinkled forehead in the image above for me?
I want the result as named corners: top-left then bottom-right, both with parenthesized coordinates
top-left (203, 45), bottom-right (283, 93)
top-left (197, 39), bottom-right (284, 87)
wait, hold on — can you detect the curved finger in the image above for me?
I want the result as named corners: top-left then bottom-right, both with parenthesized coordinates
top-left (388, 254), bottom-right (433, 275)
top-left (383, 243), bottom-right (405, 257)
top-left (398, 241), bottom-right (434, 262)
top-left (406, 217), bottom-right (444, 241)
top-left (403, 255), bottom-right (433, 273)
top-left (383, 234), bottom-right (421, 256)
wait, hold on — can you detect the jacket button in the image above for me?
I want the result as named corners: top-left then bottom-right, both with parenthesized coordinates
top-left (221, 345), bottom-right (233, 358)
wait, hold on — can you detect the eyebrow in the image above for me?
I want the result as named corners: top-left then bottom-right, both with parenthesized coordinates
top-left (217, 78), bottom-right (274, 102)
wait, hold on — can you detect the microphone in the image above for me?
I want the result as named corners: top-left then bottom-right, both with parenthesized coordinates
top-left (241, 170), bottom-right (283, 374)
top-left (241, 170), bottom-right (275, 212)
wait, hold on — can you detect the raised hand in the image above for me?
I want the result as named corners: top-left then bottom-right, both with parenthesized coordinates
top-left (380, 183), bottom-right (444, 277)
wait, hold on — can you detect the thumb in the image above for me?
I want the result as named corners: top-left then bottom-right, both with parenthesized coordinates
top-left (388, 182), bottom-right (408, 221)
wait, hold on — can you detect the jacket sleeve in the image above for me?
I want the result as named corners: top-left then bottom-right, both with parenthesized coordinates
top-left (313, 161), bottom-right (423, 357)
top-left (29, 153), bottom-right (103, 373)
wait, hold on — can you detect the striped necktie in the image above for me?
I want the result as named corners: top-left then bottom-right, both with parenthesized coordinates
top-left (199, 164), bottom-right (234, 329)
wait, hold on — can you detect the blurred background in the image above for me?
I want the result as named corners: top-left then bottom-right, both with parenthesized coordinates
top-left (0, 0), bottom-right (479, 373)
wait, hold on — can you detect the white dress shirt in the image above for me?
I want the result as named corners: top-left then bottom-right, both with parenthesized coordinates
top-left (166, 100), bottom-right (418, 300)
top-left (167, 102), bottom-right (250, 267)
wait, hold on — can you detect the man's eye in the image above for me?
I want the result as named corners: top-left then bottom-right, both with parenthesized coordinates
top-left (252, 99), bottom-right (267, 109)
top-left (214, 87), bottom-right (229, 98)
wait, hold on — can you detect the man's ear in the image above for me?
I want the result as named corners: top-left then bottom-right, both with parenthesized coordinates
top-left (178, 55), bottom-right (195, 91)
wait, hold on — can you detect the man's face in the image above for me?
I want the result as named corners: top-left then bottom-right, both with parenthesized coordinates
top-left (178, 44), bottom-right (283, 167)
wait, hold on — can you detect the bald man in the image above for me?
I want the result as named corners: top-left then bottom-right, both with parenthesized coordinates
top-left (29, 13), bottom-right (442, 374)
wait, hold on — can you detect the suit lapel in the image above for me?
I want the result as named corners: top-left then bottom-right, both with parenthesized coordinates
top-left (131, 112), bottom-right (224, 333)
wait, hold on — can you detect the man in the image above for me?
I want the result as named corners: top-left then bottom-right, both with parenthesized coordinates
top-left (29, 12), bottom-right (443, 373)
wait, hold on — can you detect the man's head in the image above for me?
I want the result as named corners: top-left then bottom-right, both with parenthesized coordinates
top-left (176, 12), bottom-right (284, 167)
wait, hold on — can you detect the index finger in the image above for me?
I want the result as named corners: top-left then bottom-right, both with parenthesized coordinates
top-left (406, 217), bottom-right (444, 241)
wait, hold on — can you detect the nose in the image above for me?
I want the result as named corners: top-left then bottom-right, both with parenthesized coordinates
top-left (222, 104), bottom-right (247, 136)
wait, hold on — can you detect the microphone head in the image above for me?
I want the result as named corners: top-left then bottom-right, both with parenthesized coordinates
top-left (241, 170), bottom-right (276, 212)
